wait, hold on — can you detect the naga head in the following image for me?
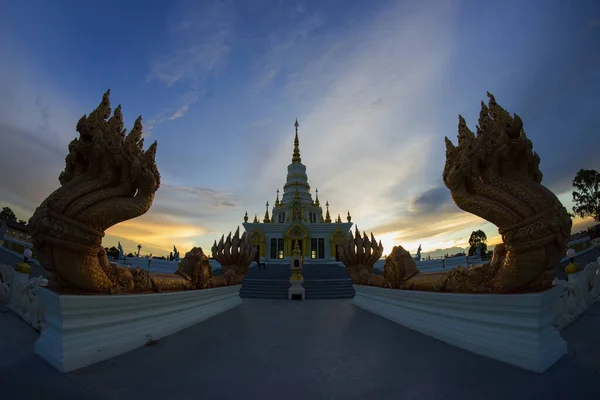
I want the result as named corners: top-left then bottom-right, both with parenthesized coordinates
top-left (28, 90), bottom-right (161, 288)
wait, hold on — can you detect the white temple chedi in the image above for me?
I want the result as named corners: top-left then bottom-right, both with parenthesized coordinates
top-left (242, 120), bottom-right (353, 263)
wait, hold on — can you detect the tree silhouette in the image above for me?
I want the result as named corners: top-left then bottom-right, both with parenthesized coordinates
top-left (572, 169), bottom-right (600, 222)
top-left (468, 230), bottom-right (487, 256)
top-left (0, 207), bottom-right (17, 221)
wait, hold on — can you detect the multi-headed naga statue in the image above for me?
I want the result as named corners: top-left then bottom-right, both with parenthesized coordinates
top-left (338, 227), bottom-right (384, 285)
top-left (28, 91), bottom-right (216, 294)
top-left (383, 93), bottom-right (572, 294)
top-left (211, 227), bottom-right (257, 285)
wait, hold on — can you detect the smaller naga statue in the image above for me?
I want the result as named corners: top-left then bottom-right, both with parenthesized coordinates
top-left (338, 227), bottom-right (384, 286)
top-left (211, 227), bottom-right (257, 285)
top-left (381, 93), bottom-right (572, 294)
top-left (28, 90), bottom-right (218, 294)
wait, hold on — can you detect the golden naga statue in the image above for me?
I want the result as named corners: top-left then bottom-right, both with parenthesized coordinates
top-left (211, 227), bottom-right (257, 285)
top-left (382, 93), bottom-right (572, 294)
top-left (28, 90), bottom-right (216, 294)
top-left (338, 227), bottom-right (384, 285)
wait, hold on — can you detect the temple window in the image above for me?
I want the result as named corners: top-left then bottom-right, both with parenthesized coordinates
top-left (271, 238), bottom-right (285, 258)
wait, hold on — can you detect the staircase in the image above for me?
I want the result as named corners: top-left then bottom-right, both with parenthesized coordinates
top-left (239, 262), bottom-right (356, 299)
top-left (303, 279), bottom-right (355, 299)
top-left (239, 279), bottom-right (290, 299)
top-left (239, 278), bottom-right (356, 299)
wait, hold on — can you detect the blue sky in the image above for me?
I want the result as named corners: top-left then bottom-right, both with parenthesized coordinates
top-left (1, 0), bottom-right (599, 257)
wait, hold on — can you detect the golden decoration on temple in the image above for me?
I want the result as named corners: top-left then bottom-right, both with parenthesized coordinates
top-left (244, 211), bottom-right (248, 223)
top-left (292, 119), bottom-right (301, 164)
top-left (347, 211), bottom-right (352, 223)
top-left (253, 214), bottom-right (259, 223)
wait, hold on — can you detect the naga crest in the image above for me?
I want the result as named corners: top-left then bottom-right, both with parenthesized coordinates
top-left (27, 91), bottom-right (218, 294)
top-left (381, 93), bottom-right (572, 294)
top-left (212, 227), bottom-right (257, 284)
top-left (338, 227), bottom-right (384, 285)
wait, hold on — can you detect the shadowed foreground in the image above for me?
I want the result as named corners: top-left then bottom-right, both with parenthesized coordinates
top-left (1, 297), bottom-right (599, 400)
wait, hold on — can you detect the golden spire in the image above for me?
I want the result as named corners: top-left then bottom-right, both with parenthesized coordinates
top-left (337, 214), bottom-right (342, 223)
top-left (244, 211), bottom-right (248, 223)
top-left (263, 201), bottom-right (270, 223)
top-left (324, 201), bottom-right (332, 223)
top-left (347, 211), bottom-right (352, 222)
top-left (253, 214), bottom-right (258, 223)
top-left (315, 188), bottom-right (320, 206)
top-left (292, 119), bottom-right (301, 164)
top-left (275, 189), bottom-right (280, 207)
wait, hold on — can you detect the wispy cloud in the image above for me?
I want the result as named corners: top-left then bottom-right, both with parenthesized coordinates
top-left (145, 90), bottom-right (200, 135)
top-left (254, 5), bottom-right (324, 90)
top-left (248, 1), bottom-right (460, 235)
top-left (147, 0), bottom-right (236, 87)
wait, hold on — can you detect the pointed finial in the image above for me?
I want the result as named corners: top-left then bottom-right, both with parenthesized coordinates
top-left (324, 201), bottom-right (332, 223)
top-left (292, 119), bottom-right (301, 164)
top-left (244, 211), bottom-right (248, 223)
top-left (275, 189), bottom-right (280, 206)
top-left (347, 211), bottom-right (351, 223)
top-left (263, 202), bottom-right (270, 223)
top-left (253, 214), bottom-right (259, 223)
top-left (315, 189), bottom-right (320, 206)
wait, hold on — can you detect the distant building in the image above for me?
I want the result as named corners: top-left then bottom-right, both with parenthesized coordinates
top-left (0, 219), bottom-right (31, 243)
top-left (242, 120), bottom-right (353, 263)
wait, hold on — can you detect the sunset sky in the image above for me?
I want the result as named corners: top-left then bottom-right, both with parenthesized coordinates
top-left (1, 0), bottom-right (599, 257)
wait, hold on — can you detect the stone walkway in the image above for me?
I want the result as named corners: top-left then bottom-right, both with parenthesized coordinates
top-left (1, 297), bottom-right (600, 400)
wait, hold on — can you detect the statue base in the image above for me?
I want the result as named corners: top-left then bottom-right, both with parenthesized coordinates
top-left (289, 278), bottom-right (305, 300)
top-left (353, 284), bottom-right (567, 373)
top-left (34, 285), bottom-right (242, 373)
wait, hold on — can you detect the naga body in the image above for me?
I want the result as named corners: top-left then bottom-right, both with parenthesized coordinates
top-left (28, 91), bottom-right (217, 294)
top-left (379, 93), bottom-right (572, 294)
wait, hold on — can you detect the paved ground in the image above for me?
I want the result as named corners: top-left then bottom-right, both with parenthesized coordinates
top-left (1, 297), bottom-right (600, 400)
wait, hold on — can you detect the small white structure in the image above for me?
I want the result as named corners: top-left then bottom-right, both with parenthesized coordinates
top-left (35, 285), bottom-right (243, 373)
top-left (353, 284), bottom-right (567, 373)
top-left (554, 256), bottom-right (600, 330)
top-left (0, 263), bottom-right (47, 331)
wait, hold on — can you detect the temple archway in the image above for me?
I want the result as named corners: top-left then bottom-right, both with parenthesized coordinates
top-left (284, 222), bottom-right (310, 256)
top-left (249, 228), bottom-right (267, 258)
top-left (329, 228), bottom-right (349, 260)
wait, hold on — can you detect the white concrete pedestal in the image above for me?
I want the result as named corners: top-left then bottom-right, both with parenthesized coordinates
top-left (289, 279), bottom-right (305, 300)
top-left (35, 285), bottom-right (243, 372)
top-left (353, 285), bottom-right (567, 373)
top-left (8, 271), bottom-right (29, 310)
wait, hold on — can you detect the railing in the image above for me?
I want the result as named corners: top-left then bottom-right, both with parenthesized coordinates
top-left (0, 237), bottom-right (37, 262)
